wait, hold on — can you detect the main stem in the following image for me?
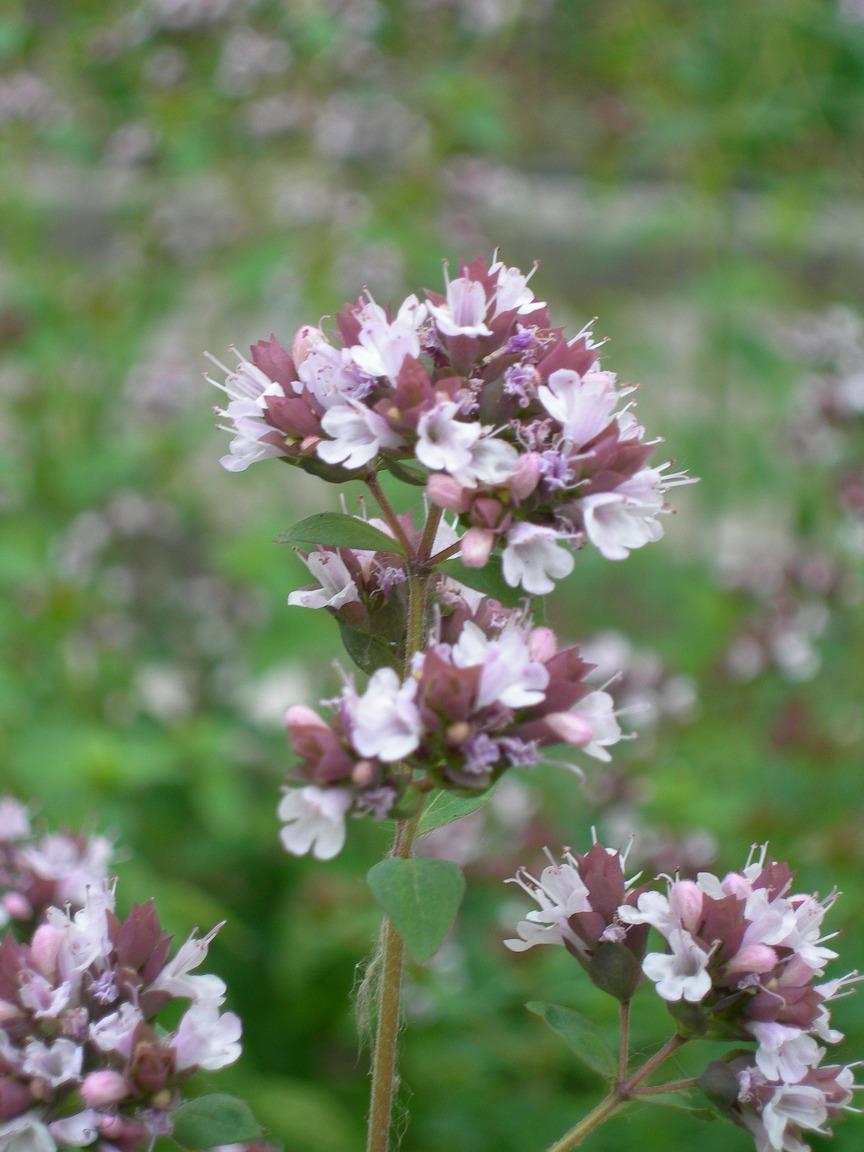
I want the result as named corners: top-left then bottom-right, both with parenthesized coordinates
top-left (366, 547), bottom-right (433, 1152)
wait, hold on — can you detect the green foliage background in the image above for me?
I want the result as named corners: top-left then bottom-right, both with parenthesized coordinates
top-left (1, 1), bottom-right (863, 1148)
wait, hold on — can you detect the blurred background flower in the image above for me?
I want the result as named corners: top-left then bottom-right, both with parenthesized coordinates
top-left (1, 2), bottom-right (862, 1148)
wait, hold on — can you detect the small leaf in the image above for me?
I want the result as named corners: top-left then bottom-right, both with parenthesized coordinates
top-left (440, 557), bottom-right (521, 606)
top-left (338, 621), bottom-right (398, 675)
top-left (639, 1091), bottom-right (717, 1121)
top-left (526, 1002), bottom-right (617, 1080)
top-left (367, 857), bottom-right (465, 962)
top-left (172, 1094), bottom-right (261, 1149)
top-left (417, 789), bottom-right (493, 835)
top-left (385, 458), bottom-right (429, 487)
top-left (278, 513), bottom-right (403, 554)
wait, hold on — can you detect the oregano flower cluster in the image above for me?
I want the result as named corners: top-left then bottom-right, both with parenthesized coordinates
top-left (209, 253), bottom-right (693, 594)
top-left (507, 840), bottom-right (861, 1152)
top-left (0, 800), bottom-right (244, 1152)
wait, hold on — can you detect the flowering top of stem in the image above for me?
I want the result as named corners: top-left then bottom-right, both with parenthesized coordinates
top-left (209, 254), bottom-right (694, 592)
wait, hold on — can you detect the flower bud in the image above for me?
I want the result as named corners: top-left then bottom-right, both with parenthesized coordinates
top-left (426, 474), bottom-right (470, 513)
top-left (722, 943), bottom-right (778, 978)
top-left (81, 1071), bottom-right (129, 1107)
top-left (527, 626), bottom-right (557, 662)
top-left (697, 1059), bottom-right (742, 1113)
top-left (0, 1077), bottom-right (32, 1120)
top-left (545, 711), bottom-right (592, 746)
top-left (284, 704), bottom-right (328, 731)
top-left (460, 528), bottom-right (495, 569)
top-left (291, 325), bottom-right (322, 366)
top-left (470, 497), bottom-right (506, 529)
top-left (351, 761), bottom-right (376, 789)
top-left (669, 880), bottom-right (703, 934)
top-left (30, 924), bottom-right (64, 980)
top-left (446, 721), bottom-right (471, 745)
top-left (2, 893), bottom-right (31, 921)
top-left (508, 452), bottom-right (542, 501)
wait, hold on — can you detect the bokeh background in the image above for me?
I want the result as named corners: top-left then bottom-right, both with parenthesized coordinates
top-left (2, 1), bottom-right (864, 1149)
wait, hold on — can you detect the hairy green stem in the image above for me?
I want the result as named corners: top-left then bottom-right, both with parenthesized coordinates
top-left (618, 1001), bottom-right (631, 1081)
top-left (366, 549), bottom-right (433, 1152)
top-left (544, 1034), bottom-right (687, 1152)
top-left (633, 1077), bottom-right (699, 1097)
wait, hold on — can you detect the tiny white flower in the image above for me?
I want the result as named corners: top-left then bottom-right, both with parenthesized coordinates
top-left (22, 1039), bottom-right (82, 1089)
top-left (88, 1004), bottom-right (143, 1057)
top-left (760, 1083), bottom-right (830, 1151)
top-left (0, 798), bottom-right (30, 841)
top-left (561, 691), bottom-right (622, 762)
top-left (173, 1001), bottom-right (242, 1072)
top-left (428, 277), bottom-right (492, 338)
top-left (278, 786), bottom-right (352, 860)
top-left (317, 400), bottom-right (404, 471)
top-left (750, 1022), bottom-right (824, 1085)
top-left (505, 860), bottom-right (592, 953)
top-left (148, 924), bottom-right (226, 1004)
top-left (349, 667), bottom-right (423, 762)
top-left (48, 1113), bottom-right (99, 1149)
top-left (581, 473), bottom-right (666, 562)
top-left (207, 354), bottom-right (286, 473)
top-left (288, 550), bottom-right (361, 611)
top-left (490, 259), bottom-right (545, 317)
top-left (0, 1113), bottom-right (56, 1152)
top-left (416, 402), bottom-right (482, 475)
top-left (461, 435), bottom-right (520, 487)
top-left (451, 620), bottom-right (549, 710)
top-left (501, 523), bottom-right (574, 595)
top-left (642, 929), bottom-right (713, 1002)
top-left (538, 367), bottom-right (619, 447)
top-left (351, 295), bottom-right (425, 382)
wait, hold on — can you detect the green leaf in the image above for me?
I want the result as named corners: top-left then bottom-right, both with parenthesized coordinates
top-left (172, 1094), bottom-right (261, 1149)
top-left (440, 556), bottom-right (521, 607)
top-left (278, 513), bottom-right (403, 554)
top-left (366, 857), bottom-right (466, 962)
top-left (385, 458), bottom-right (429, 486)
top-left (526, 1002), bottom-right (617, 1080)
top-left (639, 1091), bottom-right (717, 1121)
top-left (338, 621), bottom-right (397, 675)
top-left (417, 788), bottom-right (493, 835)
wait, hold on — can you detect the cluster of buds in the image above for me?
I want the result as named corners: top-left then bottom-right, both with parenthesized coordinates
top-left (507, 839), bottom-right (860, 1152)
top-left (209, 254), bottom-right (692, 594)
top-left (0, 799), bottom-right (111, 931)
top-left (279, 614), bottom-right (622, 859)
top-left (0, 881), bottom-right (241, 1152)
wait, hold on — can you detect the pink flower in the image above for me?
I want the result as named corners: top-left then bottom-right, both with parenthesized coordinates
top-left (173, 1001), bottom-right (242, 1072)
top-left (501, 523), bottom-right (574, 594)
top-left (278, 786), bottom-right (352, 860)
top-left (348, 668), bottom-right (422, 762)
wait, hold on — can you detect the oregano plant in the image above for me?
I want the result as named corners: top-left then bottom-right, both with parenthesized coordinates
top-left (207, 255), bottom-right (860, 1152)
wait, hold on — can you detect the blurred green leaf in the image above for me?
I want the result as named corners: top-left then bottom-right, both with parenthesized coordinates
top-left (172, 1094), bottom-right (261, 1149)
top-left (417, 789), bottom-right (493, 835)
top-left (526, 1002), bottom-right (617, 1080)
top-left (278, 513), bottom-right (403, 554)
top-left (367, 857), bottom-right (466, 962)
top-left (338, 620), bottom-right (398, 674)
top-left (440, 557), bottom-right (521, 607)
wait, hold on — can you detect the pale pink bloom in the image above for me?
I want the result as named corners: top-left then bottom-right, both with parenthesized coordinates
top-left (619, 880), bottom-right (703, 935)
top-left (752, 1081), bottom-right (832, 1152)
top-left (278, 786), bottom-right (352, 860)
top-left (296, 340), bottom-right (366, 409)
top-left (0, 798), bottom-right (30, 840)
top-left (173, 1001), bottom-right (242, 1072)
top-left (22, 1038), bottom-right (83, 1088)
top-left (48, 1112), bottom-right (100, 1148)
top-left (489, 259), bottom-right (545, 317)
top-left (88, 1004), bottom-right (143, 1057)
top-left (642, 928), bottom-right (713, 1002)
top-left (19, 972), bottom-right (71, 1020)
top-left (351, 295), bottom-right (425, 381)
top-left (751, 1023), bottom-right (824, 1085)
top-left (504, 859), bottom-right (591, 953)
top-left (0, 1114), bottom-right (56, 1152)
top-left (428, 277), bottom-right (492, 338)
top-left (561, 691), bottom-right (622, 762)
top-left (148, 924), bottom-right (226, 1004)
top-left (46, 886), bottom-right (115, 979)
top-left (20, 834), bottom-right (112, 909)
top-left (317, 400), bottom-right (404, 470)
top-left (349, 667), bottom-right (422, 762)
top-left (287, 550), bottom-right (361, 611)
top-left (207, 354), bottom-right (285, 473)
top-left (450, 620), bottom-right (549, 710)
top-left (581, 469), bottom-right (667, 561)
top-left (538, 367), bottom-right (620, 447)
top-left (415, 401), bottom-right (482, 475)
top-left (459, 436), bottom-right (520, 487)
top-left (501, 523), bottom-right (574, 594)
